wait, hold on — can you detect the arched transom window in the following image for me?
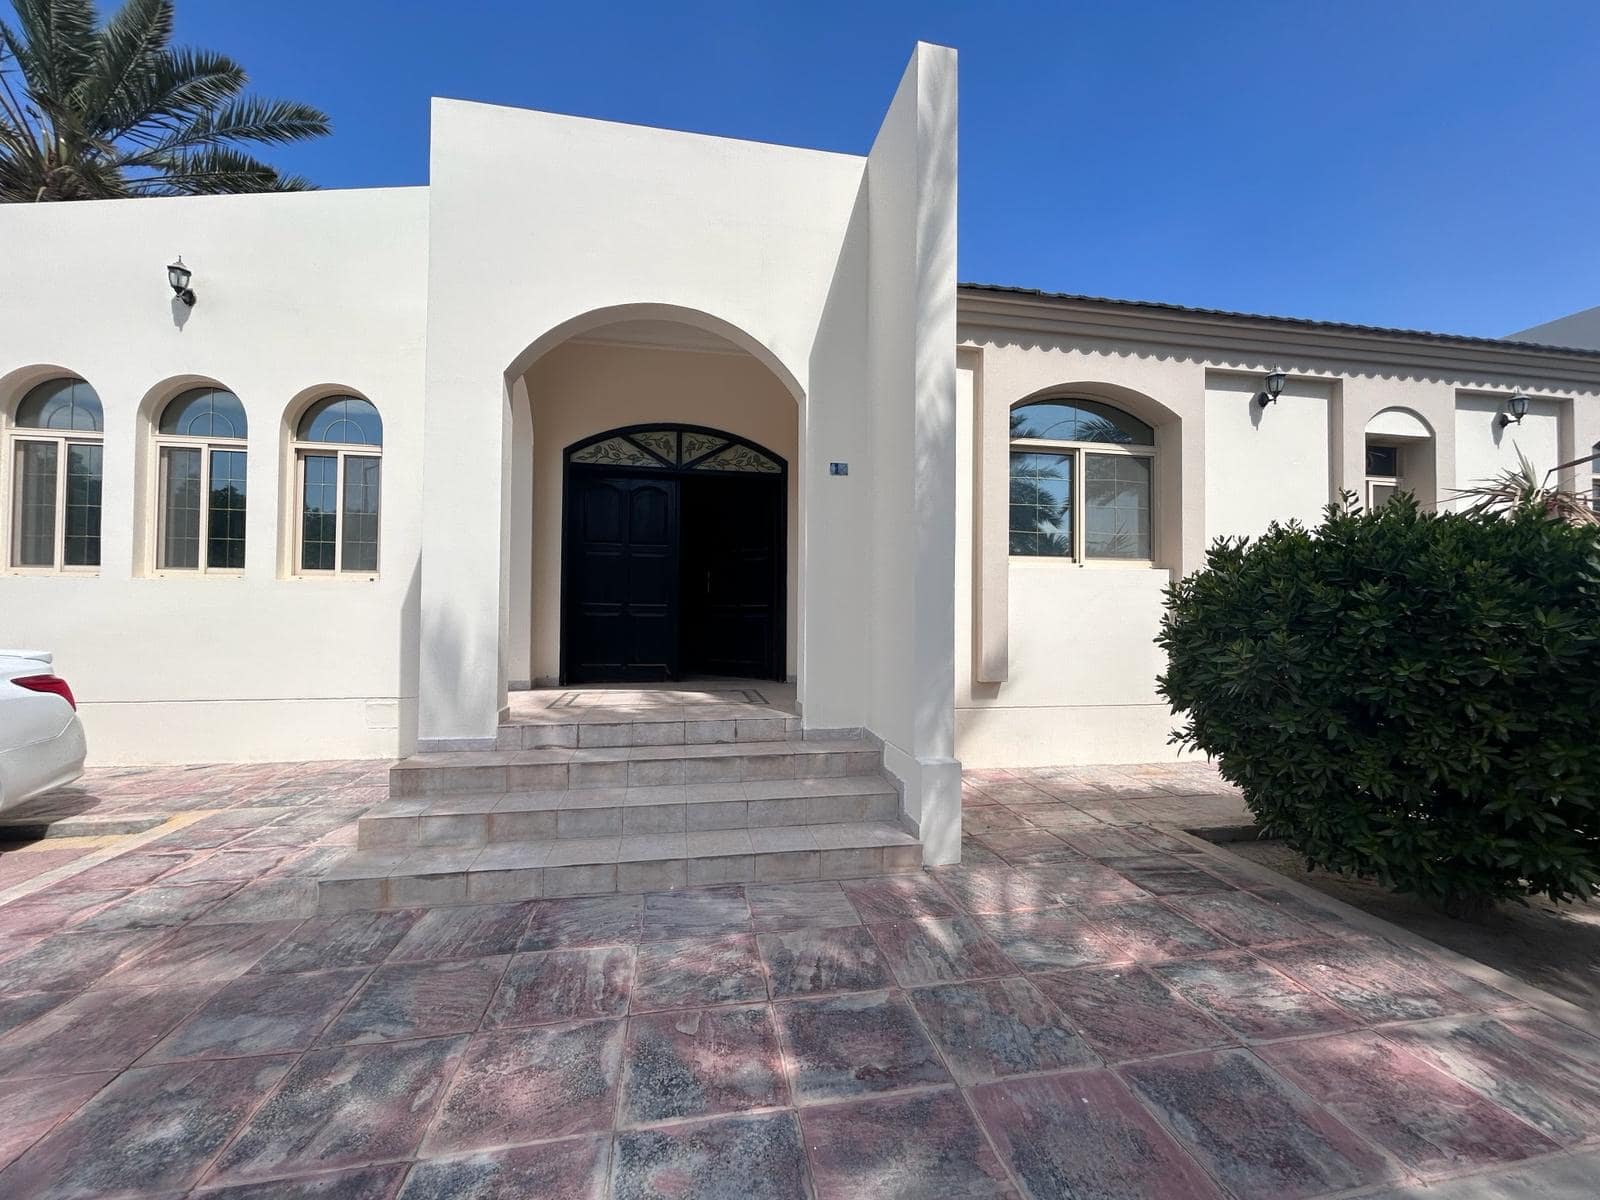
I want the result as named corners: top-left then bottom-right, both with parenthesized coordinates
top-left (1009, 397), bottom-right (1155, 561)
top-left (7, 377), bottom-right (104, 570)
top-left (293, 395), bottom-right (382, 573)
top-left (154, 386), bottom-right (248, 572)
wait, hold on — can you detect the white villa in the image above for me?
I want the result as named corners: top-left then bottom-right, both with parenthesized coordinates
top-left (5, 43), bottom-right (1600, 881)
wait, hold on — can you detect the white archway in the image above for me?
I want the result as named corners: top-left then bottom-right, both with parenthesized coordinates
top-left (499, 304), bottom-right (806, 702)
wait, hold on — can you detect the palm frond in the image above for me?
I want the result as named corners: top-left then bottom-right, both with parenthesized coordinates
top-left (129, 143), bottom-right (300, 195)
top-left (155, 95), bottom-right (330, 152)
top-left (5, 0), bottom-right (97, 107)
top-left (1453, 445), bottom-right (1600, 526)
top-left (83, 0), bottom-right (172, 127)
top-left (0, 0), bottom-right (327, 200)
top-left (100, 47), bottom-right (247, 141)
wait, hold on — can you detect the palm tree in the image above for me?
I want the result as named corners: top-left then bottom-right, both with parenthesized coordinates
top-left (0, 0), bottom-right (329, 201)
top-left (1453, 446), bottom-right (1600, 526)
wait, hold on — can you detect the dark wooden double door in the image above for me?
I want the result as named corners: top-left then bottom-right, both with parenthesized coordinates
top-left (562, 470), bottom-right (784, 683)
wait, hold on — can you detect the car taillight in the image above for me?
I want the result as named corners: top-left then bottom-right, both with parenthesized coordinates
top-left (12, 674), bottom-right (76, 710)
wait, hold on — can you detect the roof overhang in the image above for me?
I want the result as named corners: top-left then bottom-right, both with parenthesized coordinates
top-left (956, 285), bottom-right (1600, 390)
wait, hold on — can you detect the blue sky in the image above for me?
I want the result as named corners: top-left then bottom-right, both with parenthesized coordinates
top-left (168, 0), bottom-right (1600, 337)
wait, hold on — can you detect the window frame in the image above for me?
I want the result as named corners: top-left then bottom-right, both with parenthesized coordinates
top-left (149, 423), bottom-right (248, 577)
top-left (291, 443), bottom-right (382, 577)
top-left (1364, 440), bottom-right (1403, 511)
top-left (3, 379), bottom-right (104, 576)
top-left (288, 395), bottom-right (383, 580)
top-left (1008, 427), bottom-right (1157, 567)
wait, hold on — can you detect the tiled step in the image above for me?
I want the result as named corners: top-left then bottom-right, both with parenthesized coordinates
top-left (317, 820), bottom-right (921, 912)
top-left (496, 712), bottom-right (810, 751)
top-left (357, 776), bottom-right (899, 850)
top-left (390, 738), bottom-right (882, 798)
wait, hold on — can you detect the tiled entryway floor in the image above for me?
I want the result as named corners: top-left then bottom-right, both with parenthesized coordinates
top-left (1, 760), bottom-right (1598, 1198)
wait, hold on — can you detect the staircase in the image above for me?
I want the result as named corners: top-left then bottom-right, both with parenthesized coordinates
top-left (317, 697), bottom-right (919, 913)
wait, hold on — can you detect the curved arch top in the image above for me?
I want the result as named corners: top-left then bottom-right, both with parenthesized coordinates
top-left (566, 422), bottom-right (786, 475)
top-left (1010, 396), bottom-right (1153, 446)
top-left (159, 385), bottom-right (248, 439)
top-left (15, 377), bottom-right (103, 432)
top-left (502, 303), bottom-right (805, 406)
top-left (298, 394), bottom-right (383, 446)
top-left (1366, 406), bottom-right (1434, 440)
top-left (0, 364), bottom-right (100, 422)
top-left (137, 374), bottom-right (236, 429)
top-left (1010, 380), bottom-right (1181, 432)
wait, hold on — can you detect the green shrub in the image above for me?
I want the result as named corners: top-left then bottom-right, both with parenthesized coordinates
top-left (1158, 494), bottom-right (1600, 912)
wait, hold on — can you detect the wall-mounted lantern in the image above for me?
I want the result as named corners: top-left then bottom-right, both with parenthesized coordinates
top-left (167, 256), bottom-right (196, 307)
top-left (1256, 368), bottom-right (1287, 408)
top-left (1496, 393), bottom-right (1531, 430)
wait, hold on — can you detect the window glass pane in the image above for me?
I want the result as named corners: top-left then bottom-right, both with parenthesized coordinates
top-left (570, 436), bottom-right (663, 467)
top-left (207, 449), bottom-right (247, 569)
top-left (693, 443), bottom-right (782, 473)
top-left (1010, 399), bottom-right (1153, 445)
top-left (11, 440), bottom-right (58, 567)
top-left (16, 378), bottom-right (103, 432)
top-left (63, 442), bottom-right (102, 567)
top-left (1009, 451), bottom-right (1073, 557)
top-left (340, 455), bottom-right (381, 572)
top-left (300, 454), bottom-right (338, 570)
top-left (1365, 444), bottom-right (1399, 477)
top-left (158, 446), bottom-right (202, 569)
top-left (159, 387), bottom-right (247, 438)
top-left (631, 429), bottom-right (677, 463)
top-left (1084, 454), bottom-right (1151, 559)
top-left (298, 395), bottom-right (382, 446)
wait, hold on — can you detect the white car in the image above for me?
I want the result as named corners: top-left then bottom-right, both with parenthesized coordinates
top-left (0, 650), bottom-right (87, 813)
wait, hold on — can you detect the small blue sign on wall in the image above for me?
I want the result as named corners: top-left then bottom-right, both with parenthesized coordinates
top-left (829, 462), bottom-right (849, 476)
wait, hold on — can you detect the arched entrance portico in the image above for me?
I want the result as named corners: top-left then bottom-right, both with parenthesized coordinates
top-left (500, 305), bottom-right (805, 703)
top-left (561, 423), bottom-right (787, 683)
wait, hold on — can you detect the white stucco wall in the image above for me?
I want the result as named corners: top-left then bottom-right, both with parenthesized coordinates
top-left (417, 96), bottom-right (872, 749)
top-left (1453, 392), bottom-right (1563, 502)
top-left (952, 338), bottom-right (1194, 768)
top-left (415, 45), bottom-right (961, 856)
top-left (863, 43), bottom-right (961, 863)
top-left (1204, 373), bottom-right (1334, 541)
top-left (956, 293), bottom-right (1600, 768)
top-left (0, 188), bottom-right (428, 763)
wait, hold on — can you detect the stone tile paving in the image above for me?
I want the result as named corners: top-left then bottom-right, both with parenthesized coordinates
top-left (0, 759), bottom-right (1598, 1197)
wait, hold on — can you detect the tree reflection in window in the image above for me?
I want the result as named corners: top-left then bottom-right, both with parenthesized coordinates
top-left (1008, 397), bottom-right (1154, 561)
top-left (295, 395), bottom-right (382, 574)
top-left (1010, 451), bottom-right (1073, 557)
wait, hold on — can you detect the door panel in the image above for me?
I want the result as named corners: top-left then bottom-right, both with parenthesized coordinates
top-left (680, 475), bottom-right (783, 679)
top-left (564, 475), bottom-right (679, 682)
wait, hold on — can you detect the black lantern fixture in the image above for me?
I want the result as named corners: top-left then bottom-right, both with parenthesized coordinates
top-left (1496, 393), bottom-right (1531, 430)
top-left (167, 256), bottom-right (195, 306)
top-left (1257, 368), bottom-right (1287, 408)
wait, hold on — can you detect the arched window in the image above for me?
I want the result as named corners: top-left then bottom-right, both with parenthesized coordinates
top-left (1364, 407), bottom-right (1434, 510)
top-left (154, 386), bottom-right (248, 571)
top-left (7, 377), bottom-right (104, 570)
top-left (1009, 397), bottom-right (1155, 560)
top-left (292, 395), bottom-right (382, 573)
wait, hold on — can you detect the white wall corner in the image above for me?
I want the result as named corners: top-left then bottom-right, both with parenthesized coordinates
top-left (862, 41), bottom-right (961, 859)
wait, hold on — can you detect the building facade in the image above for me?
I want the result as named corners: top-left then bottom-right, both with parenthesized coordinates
top-left (5, 43), bottom-right (1600, 865)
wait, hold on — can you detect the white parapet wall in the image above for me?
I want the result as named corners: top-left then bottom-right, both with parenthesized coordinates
top-left (0, 188), bottom-right (429, 764)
